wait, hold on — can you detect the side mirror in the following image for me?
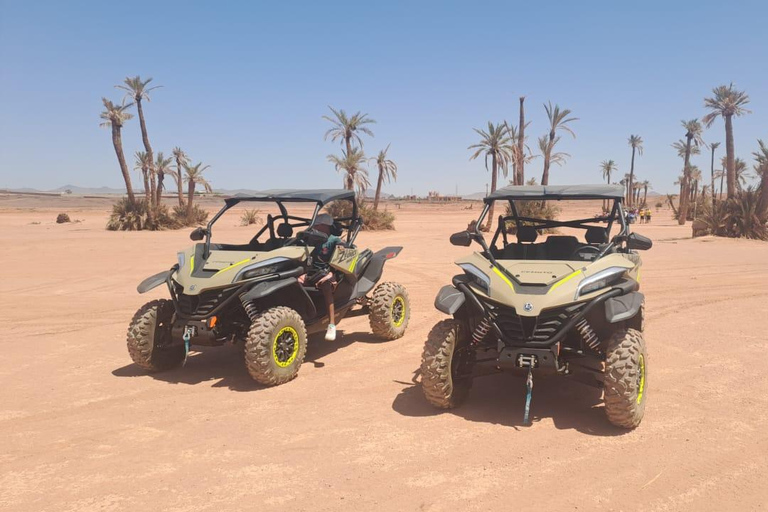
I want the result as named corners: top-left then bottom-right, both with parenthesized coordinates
top-left (450, 230), bottom-right (473, 247)
top-left (626, 232), bottom-right (652, 251)
top-left (190, 227), bottom-right (207, 241)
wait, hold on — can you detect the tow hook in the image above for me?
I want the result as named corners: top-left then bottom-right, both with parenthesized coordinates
top-left (182, 325), bottom-right (196, 366)
top-left (516, 354), bottom-right (537, 426)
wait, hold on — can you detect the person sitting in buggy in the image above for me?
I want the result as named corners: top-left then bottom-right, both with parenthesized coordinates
top-left (298, 214), bottom-right (345, 341)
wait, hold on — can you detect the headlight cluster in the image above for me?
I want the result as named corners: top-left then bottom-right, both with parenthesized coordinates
top-left (575, 267), bottom-right (627, 299)
top-left (458, 263), bottom-right (490, 293)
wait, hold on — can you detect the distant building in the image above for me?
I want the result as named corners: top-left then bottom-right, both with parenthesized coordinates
top-left (427, 191), bottom-right (462, 202)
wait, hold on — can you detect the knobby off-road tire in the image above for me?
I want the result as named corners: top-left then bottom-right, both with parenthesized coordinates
top-left (369, 282), bottom-right (410, 340)
top-left (244, 306), bottom-right (307, 386)
top-left (604, 328), bottom-right (648, 429)
top-left (420, 319), bottom-right (471, 409)
top-left (126, 299), bottom-right (185, 371)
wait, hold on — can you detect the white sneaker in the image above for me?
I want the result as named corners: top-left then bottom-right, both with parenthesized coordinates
top-left (325, 324), bottom-right (337, 341)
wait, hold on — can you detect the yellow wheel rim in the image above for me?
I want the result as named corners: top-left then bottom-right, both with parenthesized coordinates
top-left (636, 354), bottom-right (646, 404)
top-left (273, 326), bottom-right (299, 368)
top-left (391, 296), bottom-right (406, 327)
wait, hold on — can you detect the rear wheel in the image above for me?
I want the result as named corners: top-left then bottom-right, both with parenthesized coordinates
top-left (369, 282), bottom-right (410, 340)
top-left (420, 319), bottom-right (472, 409)
top-left (603, 328), bottom-right (647, 428)
top-left (244, 306), bottom-right (307, 386)
top-left (126, 299), bottom-right (184, 371)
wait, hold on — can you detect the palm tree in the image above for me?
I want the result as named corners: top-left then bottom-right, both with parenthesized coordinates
top-left (323, 107), bottom-right (375, 155)
top-left (328, 148), bottom-right (370, 195)
top-left (100, 98), bottom-right (136, 206)
top-left (133, 151), bottom-right (152, 208)
top-left (171, 147), bottom-right (189, 207)
top-left (752, 139), bottom-right (768, 216)
top-left (154, 152), bottom-right (174, 206)
top-left (469, 122), bottom-right (515, 231)
top-left (677, 119), bottom-right (704, 225)
top-left (538, 135), bottom-right (570, 182)
top-left (116, 76), bottom-right (161, 206)
top-left (183, 162), bottom-right (212, 217)
top-left (734, 158), bottom-right (750, 191)
top-left (600, 159), bottom-right (618, 211)
top-left (620, 173), bottom-right (632, 203)
top-left (703, 83), bottom-right (751, 198)
top-left (540, 102), bottom-right (578, 186)
top-left (517, 97), bottom-right (526, 185)
top-left (370, 144), bottom-right (397, 211)
top-left (641, 180), bottom-right (651, 207)
top-left (627, 135), bottom-right (643, 206)
top-left (714, 169), bottom-right (725, 200)
top-left (708, 142), bottom-right (721, 208)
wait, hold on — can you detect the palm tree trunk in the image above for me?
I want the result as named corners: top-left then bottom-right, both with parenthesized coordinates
top-left (110, 126), bottom-right (136, 207)
top-left (175, 160), bottom-right (185, 207)
top-left (156, 171), bottom-right (165, 206)
top-left (719, 173), bottom-right (724, 201)
top-left (628, 148), bottom-right (636, 206)
top-left (149, 170), bottom-right (157, 212)
top-left (187, 181), bottom-right (195, 217)
top-left (710, 147), bottom-right (716, 209)
top-left (142, 168), bottom-right (151, 208)
top-left (136, 99), bottom-right (155, 207)
top-left (643, 187), bottom-right (648, 207)
top-left (678, 137), bottom-right (693, 225)
top-left (484, 155), bottom-right (498, 231)
top-left (725, 114), bottom-right (735, 199)
top-left (373, 164), bottom-right (384, 211)
top-left (517, 97), bottom-right (525, 185)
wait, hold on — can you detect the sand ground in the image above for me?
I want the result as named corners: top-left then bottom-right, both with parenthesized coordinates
top-left (1, 196), bottom-right (767, 511)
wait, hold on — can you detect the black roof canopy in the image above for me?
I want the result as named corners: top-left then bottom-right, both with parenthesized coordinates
top-left (224, 189), bottom-right (355, 207)
top-left (485, 184), bottom-right (625, 202)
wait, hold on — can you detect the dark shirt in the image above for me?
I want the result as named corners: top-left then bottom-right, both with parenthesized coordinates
top-left (310, 235), bottom-right (344, 274)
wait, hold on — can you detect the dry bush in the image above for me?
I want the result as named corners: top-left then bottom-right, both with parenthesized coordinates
top-left (503, 200), bottom-right (560, 234)
top-left (56, 213), bottom-right (71, 223)
top-left (324, 200), bottom-right (396, 231)
top-left (107, 199), bottom-right (181, 231)
top-left (698, 189), bottom-right (768, 241)
top-left (173, 204), bottom-right (209, 227)
top-left (240, 209), bottom-right (262, 226)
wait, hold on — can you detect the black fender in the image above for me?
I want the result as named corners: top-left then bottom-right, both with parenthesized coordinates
top-left (434, 285), bottom-right (466, 315)
top-left (605, 291), bottom-right (644, 323)
top-left (353, 246), bottom-right (402, 298)
top-left (137, 270), bottom-right (172, 294)
top-left (239, 277), bottom-right (317, 318)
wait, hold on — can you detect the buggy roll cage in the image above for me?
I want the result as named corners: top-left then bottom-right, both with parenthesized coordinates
top-left (465, 185), bottom-right (630, 271)
top-left (199, 190), bottom-right (361, 259)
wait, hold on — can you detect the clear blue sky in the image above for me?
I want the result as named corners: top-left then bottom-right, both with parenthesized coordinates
top-left (1, 0), bottom-right (767, 195)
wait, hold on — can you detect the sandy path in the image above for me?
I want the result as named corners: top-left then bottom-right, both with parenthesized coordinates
top-left (1, 200), bottom-right (767, 511)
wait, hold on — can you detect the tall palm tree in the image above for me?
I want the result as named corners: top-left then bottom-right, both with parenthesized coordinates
top-left (370, 144), bottom-right (397, 211)
top-left (703, 83), bottom-right (751, 198)
top-left (677, 119), bottom-right (704, 225)
top-left (100, 98), bottom-right (136, 206)
top-left (328, 148), bottom-right (370, 195)
top-left (117, 76), bottom-right (161, 206)
top-left (752, 139), bottom-right (768, 216)
top-left (540, 102), bottom-right (578, 186)
top-left (538, 135), bottom-right (570, 182)
top-left (600, 159), bottom-right (618, 211)
top-left (154, 152), bottom-right (174, 205)
top-left (517, 97), bottom-right (526, 185)
top-left (323, 107), bottom-right (375, 155)
top-left (183, 162), bottom-right (212, 217)
top-left (171, 147), bottom-right (189, 207)
top-left (469, 122), bottom-right (515, 231)
top-left (708, 142), bottom-right (721, 208)
top-left (627, 135), bottom-right (644, 206)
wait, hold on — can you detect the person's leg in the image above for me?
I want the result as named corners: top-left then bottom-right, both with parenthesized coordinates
top-left (317, 278), bottom-right (336, 341)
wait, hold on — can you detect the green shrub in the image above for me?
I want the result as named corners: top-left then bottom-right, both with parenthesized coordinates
top-left (173, 204), bottom-right (209, 227)
top-left (503, 200), bottom-right (560, 234)
top-left (698, 188), bottom-right (768, 241)
top-left (240, 209), bottom-right (262, 226)
top-left (107, 198), bottom-right (180, 231)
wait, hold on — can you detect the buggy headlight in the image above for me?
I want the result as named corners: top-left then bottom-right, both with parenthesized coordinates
top-left (236, 257), bottom-right (291, 281)
top-left (458, 263), bottom-right (490, 293)
top-left (575, 266), bottom-right (626, 299)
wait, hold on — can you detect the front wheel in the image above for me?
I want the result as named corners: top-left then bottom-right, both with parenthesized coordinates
top-left (603, 328), bottom-right (648, 428)
top-left (369, 282), bottom-right (410, 340)
top-left (244, 306), bottom-right (307, 386)
top-left (126, 299), bottom-right (185, 371)
top-left (420, 319), bottom-right (472, 409)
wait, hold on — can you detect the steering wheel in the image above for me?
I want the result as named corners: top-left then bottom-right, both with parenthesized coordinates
top-left (570, 245), bottom-right (601, 261)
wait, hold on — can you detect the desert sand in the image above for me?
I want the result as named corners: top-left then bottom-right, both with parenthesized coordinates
top-left (1, 196), bottom-right (767, 511)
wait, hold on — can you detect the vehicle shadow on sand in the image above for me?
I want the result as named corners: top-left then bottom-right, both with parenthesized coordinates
top-left (391, 371), bottom-right (628, 436)
top-left (111, 329), bottom-right (384, 391)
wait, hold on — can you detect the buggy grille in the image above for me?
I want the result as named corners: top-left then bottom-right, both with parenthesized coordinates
top-left (176, 286), bottom-right (239, 317)
top-left (489, 302), bottom-right (584, 343)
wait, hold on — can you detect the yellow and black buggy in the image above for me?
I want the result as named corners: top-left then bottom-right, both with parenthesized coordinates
top-left (421, 185), bottom-right (651, 428)
top-left (127, 189), bottom-right (410, 386)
